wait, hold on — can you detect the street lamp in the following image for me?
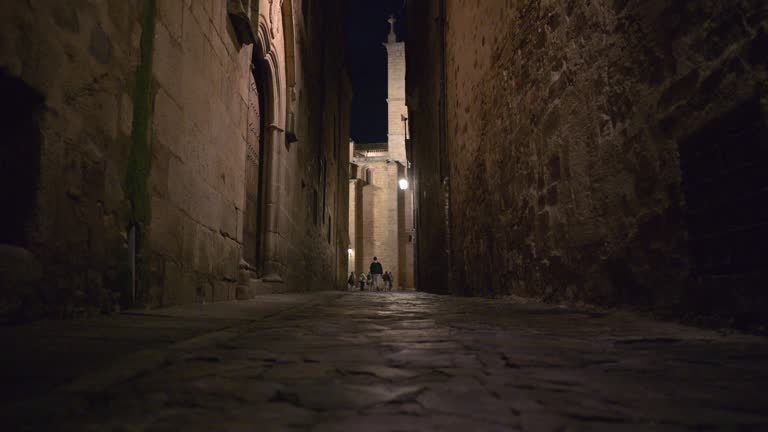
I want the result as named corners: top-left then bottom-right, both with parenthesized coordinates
top-left (399, 178), bottom-right (409, 190)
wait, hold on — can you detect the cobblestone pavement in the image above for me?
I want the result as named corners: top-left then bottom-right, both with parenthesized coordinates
top-left (5, 292), bottom-right (768, 431)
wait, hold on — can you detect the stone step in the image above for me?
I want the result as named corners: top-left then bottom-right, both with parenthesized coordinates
top-left (236, 278), bottom-right (288, 300)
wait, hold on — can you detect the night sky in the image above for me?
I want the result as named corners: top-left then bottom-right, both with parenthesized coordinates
top-left (346, 0), bottom-right (406, 144)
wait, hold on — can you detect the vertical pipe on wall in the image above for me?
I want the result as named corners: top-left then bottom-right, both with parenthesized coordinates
top-left (438, 0), bottom-right (454, 291)
top-left (128, 225), bottom-right (136, 305)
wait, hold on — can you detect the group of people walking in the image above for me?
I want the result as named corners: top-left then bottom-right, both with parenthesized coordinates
top-left (347, 256), bottom-right (395, 291)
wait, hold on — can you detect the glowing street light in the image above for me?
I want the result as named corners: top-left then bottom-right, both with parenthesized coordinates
top-left (398, 178), bottom-right (409, 190)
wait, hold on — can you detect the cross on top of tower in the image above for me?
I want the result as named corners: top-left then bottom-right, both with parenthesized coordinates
top-left (387, 15), bottom-right (397, 43)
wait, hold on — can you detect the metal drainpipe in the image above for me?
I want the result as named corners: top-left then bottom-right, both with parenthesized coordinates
top-left (128, 224), bottom-right (136, 305)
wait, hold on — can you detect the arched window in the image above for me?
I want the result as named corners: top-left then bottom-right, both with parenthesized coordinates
top-left (365, 168), bottom-right (373, 184)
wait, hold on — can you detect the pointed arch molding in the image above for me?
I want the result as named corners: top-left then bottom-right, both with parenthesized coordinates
top-left (246, 0), bottom-right (296, 281)
top-left (255, 16), bottom-right (285, 131)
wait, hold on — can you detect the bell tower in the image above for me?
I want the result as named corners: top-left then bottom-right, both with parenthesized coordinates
top-left (384, 15), bottom-right (407, 164)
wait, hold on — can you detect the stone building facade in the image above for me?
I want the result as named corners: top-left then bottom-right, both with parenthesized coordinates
top-left (406, 0), bottom-right (768, 325)
top-left (348, 18), bottom-right (414, 289)
top-left (0, 0), bottom-right (351, 320)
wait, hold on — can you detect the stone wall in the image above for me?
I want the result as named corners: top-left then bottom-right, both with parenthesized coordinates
top-left (1, 1), bottom-right (145, 317)
top-left (402, 187), bottom-right (415, 288)
top-left (0, 0), bottom-right (350, 319)
top-left (147, 0), bottom-right (249, 305)
top-left (292, 0), bottom-right (352, 292)
top-left (407, 0), bottom-right (768, 325)
top-left (405, 0), bottom-right (453, 294)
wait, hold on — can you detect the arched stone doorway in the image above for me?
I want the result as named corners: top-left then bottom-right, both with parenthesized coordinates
top-left (240, 31), bottom-right (285, 288)
top-left (242, 52), bottom-right (269, 274)
top-left (238, 2), bottom-right (290, 296)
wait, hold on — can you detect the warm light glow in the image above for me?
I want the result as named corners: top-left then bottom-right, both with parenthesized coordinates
top-left (399, 178), bottom-right (409, 190)
top-left (348, 248), bottom-right (353, 254)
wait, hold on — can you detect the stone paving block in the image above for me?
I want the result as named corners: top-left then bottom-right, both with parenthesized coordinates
top-left (263, 362), bottom-right (337, 381)
top-left (3, 292), bottom-right (768, 430)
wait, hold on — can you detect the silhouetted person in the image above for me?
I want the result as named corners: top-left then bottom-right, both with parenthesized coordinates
top-left (383, 271), bottom-right (394, 291)
top-left (359, 273), bottom-right (366, 291)
top-left (347, 272), bottom-right (355, 290)
top-left (370, 257), bottom-right (383, 291)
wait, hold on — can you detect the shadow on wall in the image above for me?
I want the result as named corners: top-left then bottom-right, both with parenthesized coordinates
top-left (0, 69), bottom-right (45, 322)
top-left (679, 95), bottom-right (768, 326)
top-left (0, 69), bottom-right (44, 246)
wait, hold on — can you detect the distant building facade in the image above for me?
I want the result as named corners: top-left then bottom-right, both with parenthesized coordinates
top-left (348, 17), bottom-right (414, 289)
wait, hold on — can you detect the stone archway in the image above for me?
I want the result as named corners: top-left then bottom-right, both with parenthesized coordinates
top-left (242, 52), bottom-right (268, 273)
top-left (239, 2), bottom-right (289, 286)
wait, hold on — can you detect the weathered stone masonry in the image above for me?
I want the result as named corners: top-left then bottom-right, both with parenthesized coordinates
top-left (1, 1), bottom-right (148, 317)
top-left (0, 0), bottom-right (350, 318)
top-left (407, 0), bottom-right (768, 325)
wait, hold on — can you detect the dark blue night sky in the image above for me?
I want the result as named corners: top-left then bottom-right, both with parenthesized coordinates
top-left (346, 0), bottom-right (406, 144)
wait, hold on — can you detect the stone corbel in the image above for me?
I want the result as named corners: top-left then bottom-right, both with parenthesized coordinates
top-left (286, 112), bottom-right (298, 143)
top-left (227, 0), bottom-right (256, 45)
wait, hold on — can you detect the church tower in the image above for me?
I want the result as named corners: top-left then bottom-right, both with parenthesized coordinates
top-left (384, 16), bottom-right (407, 164)
top-left (348, 15), bottom-right (414, 290)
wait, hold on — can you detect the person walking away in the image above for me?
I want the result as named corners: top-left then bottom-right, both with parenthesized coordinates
top-left (366, 272), bottom-right (372, 290)
top-left (370, 257), bottom-right (383, 291)
top-left (386, 271), bottom-right (394, 291)
top-left (382, 271), bottom-right (391, 292)
top-left (347, 272), bottom-right (355, 290)
top-left (359, 273), bottom-right (366, 291)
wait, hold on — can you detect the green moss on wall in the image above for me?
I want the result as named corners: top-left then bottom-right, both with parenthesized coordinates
top-left (125, 0), bottom-right (157, 306)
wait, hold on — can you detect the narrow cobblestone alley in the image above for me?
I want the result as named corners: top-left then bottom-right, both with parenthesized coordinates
top-left (2, 1), bottom-right (768, 430)
top-left (4, 291), bottom-right (768, 431)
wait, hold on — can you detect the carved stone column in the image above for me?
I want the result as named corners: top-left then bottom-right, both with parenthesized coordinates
top-left (261, 123), bottom-right (285, 282)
